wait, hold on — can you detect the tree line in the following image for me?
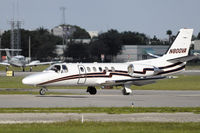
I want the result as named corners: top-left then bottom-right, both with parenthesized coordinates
top-left (64, 29), bottom-right (170, 62)
top-left (1, 25), bottom-right (200, 62)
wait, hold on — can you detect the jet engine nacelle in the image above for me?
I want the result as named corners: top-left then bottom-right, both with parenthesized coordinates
top-left (127, 64), bottom-right (162, 77)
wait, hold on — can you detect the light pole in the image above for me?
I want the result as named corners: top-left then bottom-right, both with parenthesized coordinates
top-left (0, 31), bottom-right (2, 61)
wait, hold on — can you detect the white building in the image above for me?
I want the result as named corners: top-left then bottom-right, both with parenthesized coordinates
top-left (115, 45), bottom-right (169, 62)
top-left (55, 45), bottom-right (67, 56)
top-left (51, 26), bottom-right (63, 37)
top-left (193, 40), bottom-right (200, 50)
top-left (88, 31), bottom-right (99, 38)
top-left (51, 25), bottom-right (76, 37)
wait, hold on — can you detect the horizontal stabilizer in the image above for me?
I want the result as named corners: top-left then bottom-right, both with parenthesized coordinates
top-left (0, 48), bottom-right (22, 51)
top-left (147, 53), bottom-right (161, 58)
top-left (167, 54), bottom-right (200, 62)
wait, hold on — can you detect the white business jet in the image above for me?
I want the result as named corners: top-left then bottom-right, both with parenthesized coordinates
top-left (23, 29), bottom-right (197, 95)
top-left (0, 49), bottom-right (52, 71)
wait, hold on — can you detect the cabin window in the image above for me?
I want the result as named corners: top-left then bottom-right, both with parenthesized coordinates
top-left (51, 65), bottom-right (61, 72)
top-left (87, 67), bottom-right (91, 72)
top-left (105, 67), bottom-right (109, 72)
top-left (93, 67), bottom-right (97, 72)
top-left (99, 67), bottom-right (102, 72)
top-left (80, 67), bottom-right (84, 72)
top-left (111, 67), bottom-right (115, 72)
top-left (62, 65), bottom-right (68, 73)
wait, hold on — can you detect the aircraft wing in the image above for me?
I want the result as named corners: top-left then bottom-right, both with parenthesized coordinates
top-left (98, 76), bottom-right (168, 86)
top-left (0, 62), bottom-right (10, 66)
top-left (25, 61), bottom-right (53, 67)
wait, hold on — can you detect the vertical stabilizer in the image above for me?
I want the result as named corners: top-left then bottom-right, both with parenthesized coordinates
top-left (5, 49), bottom-right (12, 60)
top-left (163, 29), bottom-right (193, 60)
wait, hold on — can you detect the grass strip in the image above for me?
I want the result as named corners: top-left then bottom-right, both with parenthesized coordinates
top-left (1, 75), bottom-right (200, 90)
top-left (0, 65), bottom-right (50, 72)
top-left (0, 121), bottom-right (200, 133)
top-left (0, 107), bottom-right (200, 114)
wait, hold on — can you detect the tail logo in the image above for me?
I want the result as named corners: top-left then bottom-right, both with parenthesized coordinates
top-left (169, 48), bottom-right (187, 54)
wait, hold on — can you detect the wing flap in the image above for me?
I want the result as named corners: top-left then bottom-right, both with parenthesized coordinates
top-left (0, 62), bottom-right (10, 66)
top-left (100, 76), bottom-right (168, 86)
top-left (26, 61), bottom-right (53, 67)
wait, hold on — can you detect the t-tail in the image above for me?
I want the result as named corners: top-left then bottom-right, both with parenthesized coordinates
top-left (163, 28), bottom-right (193, 61)
top-left (5, 49), bottom-right (12, 60)
top-left (0, 48), bottom-right (22, 61)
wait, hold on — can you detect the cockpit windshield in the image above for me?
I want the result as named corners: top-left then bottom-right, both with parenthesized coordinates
top-left (50, 65), bottom-right (61, 72)
top-left (45, 64), bottom-right (68, 73)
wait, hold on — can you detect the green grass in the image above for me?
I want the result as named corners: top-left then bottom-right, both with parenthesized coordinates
top-left (0, 75), bottom-right (200, 90)
top-left (186, 64), bottom-right (200, 70)
top-left (132, 75), bottom-right (200, 90)
top-left (0, 107), bottom-right (200, 114)
top-left (0, 65), bottom-right (50, 72)
top-left (0, 121), bottom-right (200, 133)
top-left (0, 76), bottom-right (32, 89)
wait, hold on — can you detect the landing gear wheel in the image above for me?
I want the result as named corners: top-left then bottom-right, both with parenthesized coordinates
top-left (39, 88), bottom-right (47, 95)
top-left (122, 88), bottom-right (131, 95)
top-left (30, 67), bottom-right (32, 72)
top-left (87, 86), bottom-right (97, 95)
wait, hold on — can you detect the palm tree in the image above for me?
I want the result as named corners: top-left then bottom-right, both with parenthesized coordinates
top-left (166, 30), bottom-right (172, 44)
top-left (197, 32), bottom-right (200, 39)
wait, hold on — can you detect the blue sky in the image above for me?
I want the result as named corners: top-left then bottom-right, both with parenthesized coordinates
top-left (0, 0), bottom-right (200, 38)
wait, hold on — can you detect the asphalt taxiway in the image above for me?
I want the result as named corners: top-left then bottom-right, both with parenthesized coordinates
top-left (1, 112), bottom-right (200, 123)
top-left (0, 70), bottom-right (200, 123)
top-left (0, 90), bottom-right (200, 107)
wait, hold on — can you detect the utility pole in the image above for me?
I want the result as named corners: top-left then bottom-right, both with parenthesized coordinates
top-left (60, 7), bottom-right (67, 57)
top-left (29, 36), bottom-right (31, 62)
top-left (60, 7), bottom-right (66, 26)
top-left (9, 20), bottom-right (22, 56)
top-left (0, 31), bottom-right (2, 61)
top-left (9, 0), bottom-right (23, 56)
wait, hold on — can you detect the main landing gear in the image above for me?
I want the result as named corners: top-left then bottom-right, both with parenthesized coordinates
top-left (87, 86), bottom-right (97, 95)
top-left (30, 67), bottom-right (32, 72)
top-left (6, 66), bottom-right (8, 71)
top-left (39, 87), bottom-right (48, 95)
top-left (22, 67), bottom-right (25, 72)
top-left (122, 85), bottom-right (132, 95)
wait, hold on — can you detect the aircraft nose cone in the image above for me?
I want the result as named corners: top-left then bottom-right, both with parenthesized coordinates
top-left (22, 72), bottom-right (51, 86)
top-left (22, 76), bottom-right (33, 85)
top-left (22, 74), bottom-right (40, 85)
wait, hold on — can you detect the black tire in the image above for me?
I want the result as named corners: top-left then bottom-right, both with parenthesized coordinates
top-left (87, 86), bottom-right (97, 95)
top-left (122, 89), bottom-right (130, 95)
top-left (39, 88), bottom-right (46, 95)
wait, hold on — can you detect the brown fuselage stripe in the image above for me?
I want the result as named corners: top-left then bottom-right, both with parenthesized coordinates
top-left (38, 62), bottom-right (185, 86)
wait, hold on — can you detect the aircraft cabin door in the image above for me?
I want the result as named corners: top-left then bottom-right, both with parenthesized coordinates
top-left (77, 65), bottom-right (86, 84)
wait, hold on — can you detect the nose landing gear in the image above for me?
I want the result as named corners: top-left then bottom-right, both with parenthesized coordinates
top-left (39, 87), bottom-right (48, 95)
